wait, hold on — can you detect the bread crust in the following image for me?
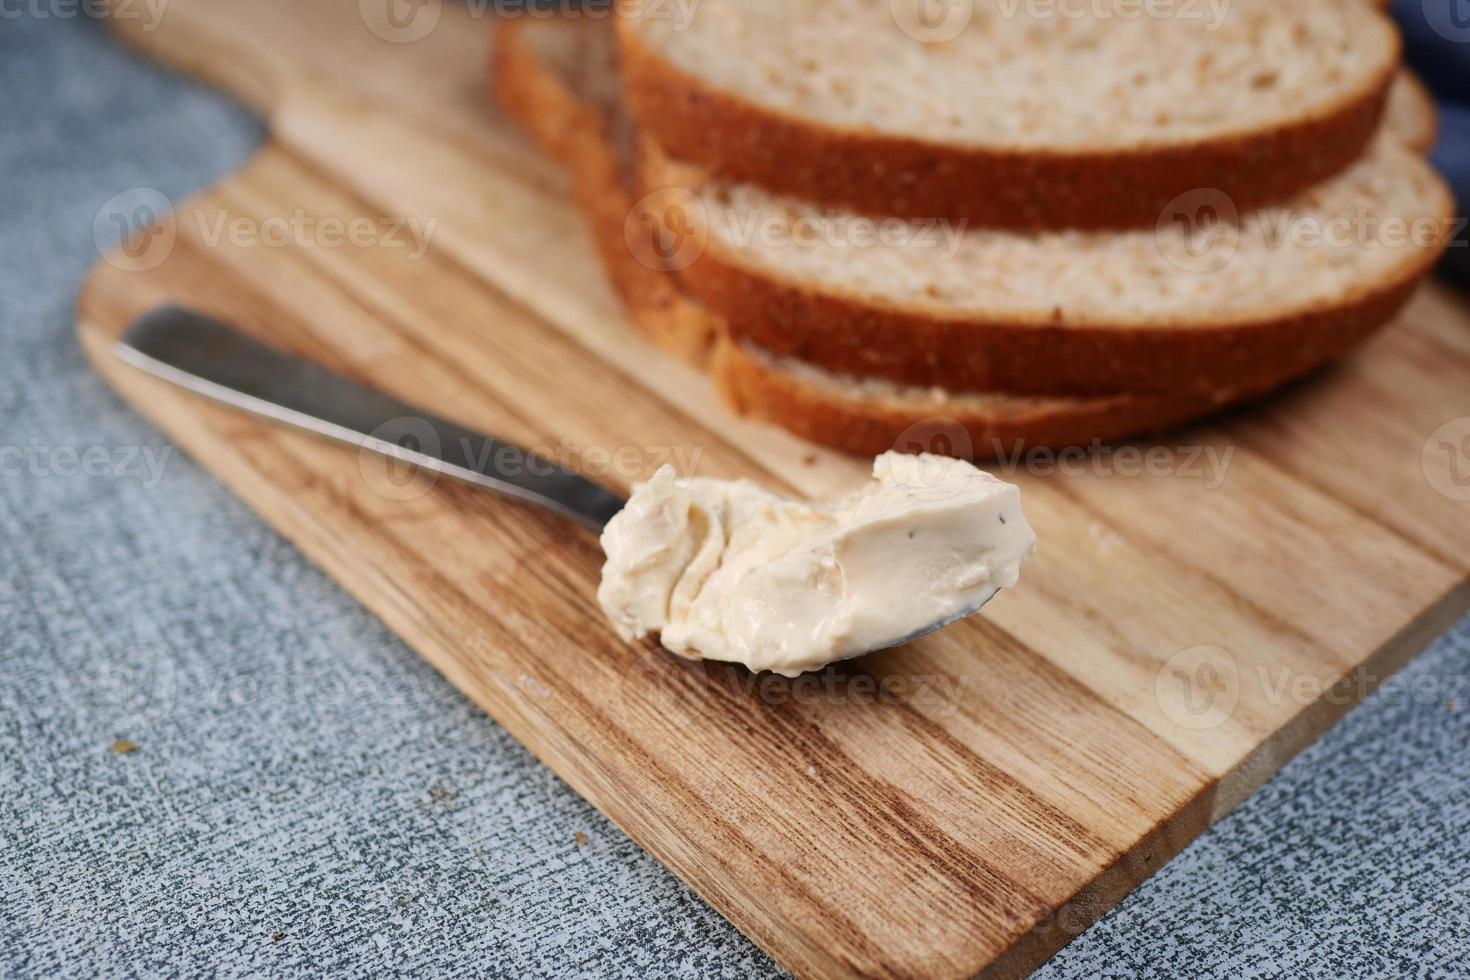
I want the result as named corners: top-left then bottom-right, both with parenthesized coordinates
top-left (496, 16), bottom-right (1446, 457)
top-left (684, 235), bottom-right (1440, 396)
top-left (497, 16), bottom-right (1270, 451)
top-left (493, 19), bottom-right (717, 363)
top-left (711, 338), bottom-right (1275, 459)
top-left (616, 14), bottom-right (1400, 231)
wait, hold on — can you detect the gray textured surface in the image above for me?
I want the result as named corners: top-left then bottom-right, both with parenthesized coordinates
top-left (2, 13), bottom-right (1468, 978)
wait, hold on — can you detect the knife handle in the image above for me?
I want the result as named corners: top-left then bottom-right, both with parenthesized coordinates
top-left (114, 305), bottom-right (627, 531)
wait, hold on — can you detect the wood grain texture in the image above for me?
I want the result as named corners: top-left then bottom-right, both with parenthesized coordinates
top-left (80, 2), bottom-right (1470, 976)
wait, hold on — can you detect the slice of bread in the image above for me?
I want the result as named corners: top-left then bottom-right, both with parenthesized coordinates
top-left (646, 121), bottom-right (1453, 397)
top-left (494, 16), bottom-right (1310, 457)
top-left (712, 337), bottom-right (1283, 459)
top-left (617, 0), bottom-right (1401, 229)
top-left (493, 16), bottom-right (716, 363)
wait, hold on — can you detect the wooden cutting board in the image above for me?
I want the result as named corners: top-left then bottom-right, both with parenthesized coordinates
top-left (82, 2), bottom-right (1470, 976)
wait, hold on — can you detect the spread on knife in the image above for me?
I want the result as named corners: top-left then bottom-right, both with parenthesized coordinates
top-left (596, 452), bottom-right (1036, 676)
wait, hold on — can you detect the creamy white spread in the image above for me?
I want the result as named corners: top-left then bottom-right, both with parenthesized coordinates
top-left (596, 452), bottom-right (1036, 676)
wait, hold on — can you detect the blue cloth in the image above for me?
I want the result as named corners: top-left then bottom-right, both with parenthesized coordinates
top-left (1398, 0), bottom-right (1470, 283)
top-left (1, 11), bottom-right (1467, 979)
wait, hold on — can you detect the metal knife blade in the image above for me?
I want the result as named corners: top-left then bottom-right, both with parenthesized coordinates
top-left (114, 305), bottom-right (627, 531)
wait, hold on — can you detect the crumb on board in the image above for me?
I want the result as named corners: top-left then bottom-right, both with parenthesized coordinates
top-left (111, 739), bottom-right (139, 755)
top-left (271, 932), bottom-right (285, 943)
top-left (575, 832), bottom-right (588, 847)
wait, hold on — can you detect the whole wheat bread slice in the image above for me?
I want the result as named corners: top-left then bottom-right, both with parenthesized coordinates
top-left (712, 338), bottom-right (1287, 458)
top-left (493, 16), bottom-right (716, 363)
top-left (492, 16), bottom-right (1339, 457)
top-left (617, 0), bottom-right (1402, 230)
top-left (644, 117), bottom-right (1451, 397)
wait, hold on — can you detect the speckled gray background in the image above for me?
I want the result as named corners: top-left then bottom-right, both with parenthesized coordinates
top-left (2, 12), bottom-right (1468, 979)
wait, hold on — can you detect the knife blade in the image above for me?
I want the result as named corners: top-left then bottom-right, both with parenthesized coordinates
top-left (114, 305), bottom-right (627, 531)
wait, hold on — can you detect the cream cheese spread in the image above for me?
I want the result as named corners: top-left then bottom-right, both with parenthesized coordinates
top-left (596, 452), bottom-right (1036, 676)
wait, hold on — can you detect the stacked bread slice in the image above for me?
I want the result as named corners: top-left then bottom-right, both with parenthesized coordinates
top-left (493, 3), bottom-right (1451, 458)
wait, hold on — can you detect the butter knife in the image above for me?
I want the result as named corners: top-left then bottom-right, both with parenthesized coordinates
top-left (113, 305), bottom-right (626, 530)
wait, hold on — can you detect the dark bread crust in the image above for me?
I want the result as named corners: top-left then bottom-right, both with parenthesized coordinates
top-left (616, 14), bottom-right (1400, 232)
top-left (711, 339), bottom-right (1277, 460)
top-left (684, 239), bottom-right (1437, 396)
top-left (494, 16), bottom-right (1441, 458)
top-left (493, 18), bottom-right (717, 363)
